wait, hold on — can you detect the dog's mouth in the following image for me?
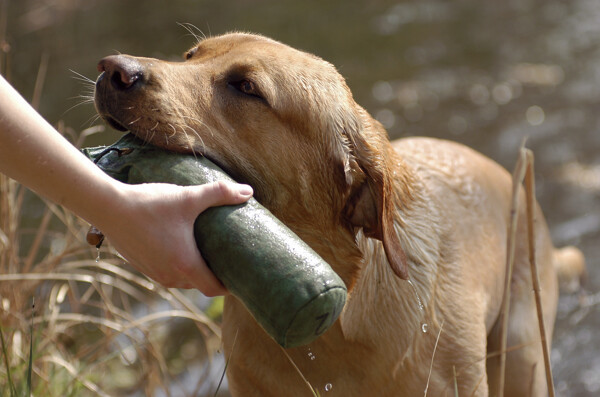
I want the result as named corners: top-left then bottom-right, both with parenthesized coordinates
top-left (103, 115), bottom-right (129, 132)
top-left (94, 82), bottom-right (247, 188)
top-left (98, 111), bottom-right (242, 186)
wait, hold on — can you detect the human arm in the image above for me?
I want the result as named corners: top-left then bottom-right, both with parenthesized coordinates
top-left (0, 74), bottom-right (252, 295)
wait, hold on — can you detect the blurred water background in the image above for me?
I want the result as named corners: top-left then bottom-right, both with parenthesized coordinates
top-left (1, 0), bottom-right (599, 395)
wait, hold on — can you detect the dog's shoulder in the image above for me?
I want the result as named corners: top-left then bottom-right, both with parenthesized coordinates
top-left (390, 136), bottom-right (513, 212)
top-left (391, 137), bottom-right (489, 171)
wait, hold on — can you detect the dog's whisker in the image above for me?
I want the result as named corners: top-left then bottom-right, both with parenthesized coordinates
top-left (62, 97), bottom-right (98, 117)
top-left (128, 117), bottom-right (141, 125)
top-left (180, 115), bottom-right (204, 124)
top-left (69, 69), bottom-right (96, 85)
top-left (147, 126), bottom-right (158, 144)
top-left (69, 93), bottom-right (94, 101)
top-left (181, 127), bottom-right (198, 160)
top-left (178, 123), bottom-right (205, 157)
top-left (63, 97), bottom-right (94, 114)
top-left (66, 69), bottom-right (98, 117)
top-left (181, 115), bottom-right (215, 138)
top-left (177, 22), bottom-right (206, 44)
top-left (85, 114), bottom-right (101, 127)
top-left (150, 121), bottom-right (160, 131)
top-left (166, 123), bottom-right (177, 137)
top-left (78, 93), bottom-right (95, 101)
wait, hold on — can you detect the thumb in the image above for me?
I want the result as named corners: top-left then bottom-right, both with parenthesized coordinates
top-left (189, 181), bottom-right (254, 214)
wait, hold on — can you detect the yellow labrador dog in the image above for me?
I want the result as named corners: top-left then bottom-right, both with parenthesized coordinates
top-left (94, 33), bottom-right (584, 396)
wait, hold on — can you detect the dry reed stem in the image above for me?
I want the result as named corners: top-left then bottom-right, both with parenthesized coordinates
top-left (469, 373), bottom-right (486, 397)
top-left (22, 207), bottom-right (53, 273)
top-left (497, 143), bottom-right (528, 396)
top-left (31, 52), bottom-right (49, 111)
top-left (439, 341), bottom-right (533, 395)
top-left (40, 355), bottom-right (110, 397)
top-left (0, 39), bottom-right (222, 394)
top-left (0, 271), bottom-right (219, 336)
top-left (497, 144), bottom-right (555, 396)
top-left (524, 150), bottom-right (555, 397)
top-left (280, 346), bottom-right (320, 397)
top-left (214, 328), bottom-right (238, 397)
top-left (424, 320), bottom-right (444, 397)
top-left (169, 287), bottom-right (222, 338)
top-left (0, 0), bottom-right (8, 76)
top-left (1, 174), bottom-right (221, 395)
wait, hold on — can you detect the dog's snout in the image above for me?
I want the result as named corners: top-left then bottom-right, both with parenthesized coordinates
top-left (97, 55), bottom-right (144, 90)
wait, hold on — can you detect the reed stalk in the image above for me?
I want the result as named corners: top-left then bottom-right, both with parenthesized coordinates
top-left (497, 144), bottom-right (555, 396)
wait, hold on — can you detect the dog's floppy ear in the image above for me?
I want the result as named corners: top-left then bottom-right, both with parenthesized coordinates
top-left (341, 108), bottom-right (410, 280)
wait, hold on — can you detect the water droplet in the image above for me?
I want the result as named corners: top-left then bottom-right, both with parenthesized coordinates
top-left (95, 248), bottom-right (101, 263)
top-left (324, 383), bottom-right (333, 392)
top-left (408, 279), bottom-right (429, 334)
top-left (407, 279), bottom-right (425, 312)
top-left (308, 352), bottom-right (316, 361)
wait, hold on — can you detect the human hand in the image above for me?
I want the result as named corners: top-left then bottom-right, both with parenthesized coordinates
top-left (93, 180), bottom-right (253, 296)
top-left (0, 76), bottom-right (255, 295)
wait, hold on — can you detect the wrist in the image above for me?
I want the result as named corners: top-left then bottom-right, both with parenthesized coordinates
top-left (83, 178), bottom-right (133, 232)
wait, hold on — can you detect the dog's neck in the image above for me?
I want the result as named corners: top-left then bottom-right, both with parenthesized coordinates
top-left (339, 164), bottom-right (443, 359)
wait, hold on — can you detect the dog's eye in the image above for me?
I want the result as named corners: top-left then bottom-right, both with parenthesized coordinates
top-left (229, 79), bottom-right (261, 98)
top-left (239, 80), bottom-right (256, 95)
top-left (184, 47), bottom-right (198, 60)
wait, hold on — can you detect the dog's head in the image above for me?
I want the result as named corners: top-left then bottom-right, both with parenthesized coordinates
top-left (95, 32), bottom-right (411, 283)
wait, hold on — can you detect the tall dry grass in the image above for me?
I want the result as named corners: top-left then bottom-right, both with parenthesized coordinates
top-left (0, 128), bottom-right (226, 396)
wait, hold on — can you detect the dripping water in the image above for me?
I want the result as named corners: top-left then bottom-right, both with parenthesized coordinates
top-left (407, 279), bottom-right (428, 333)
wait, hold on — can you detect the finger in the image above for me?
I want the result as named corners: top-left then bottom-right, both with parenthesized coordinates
top-left (190, 265), bottom-right (228, 296)
top-left (192, 181), bottom-right (253, 213)
top-left (171, 251), bottom-right (228, 296)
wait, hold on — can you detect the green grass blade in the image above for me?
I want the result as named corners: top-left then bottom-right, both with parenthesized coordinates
top-left (0, 323), bottom-right (17, 397)
top-left (26, 298), bottom-right (35, 396)
top-left (453, 365), bottom-right (458, 397)
top-left (214, 329), bottom-right (238, 397)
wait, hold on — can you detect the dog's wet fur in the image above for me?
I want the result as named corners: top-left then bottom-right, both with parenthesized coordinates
top-left (95, 32), bottom-right (585, 396)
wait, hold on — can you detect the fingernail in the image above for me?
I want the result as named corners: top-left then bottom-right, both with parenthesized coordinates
top-left (238, 184), bottom-right (253, 196)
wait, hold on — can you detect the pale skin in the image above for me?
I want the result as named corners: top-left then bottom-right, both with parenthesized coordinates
top-left (0, 75), bottom-right (252, 295)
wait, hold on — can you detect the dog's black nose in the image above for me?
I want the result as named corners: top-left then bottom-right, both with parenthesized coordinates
top-left (97, 55), bottom-right (144, 90)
